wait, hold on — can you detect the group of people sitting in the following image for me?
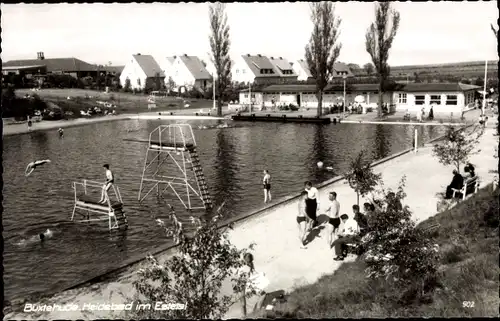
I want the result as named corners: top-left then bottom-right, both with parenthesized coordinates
top-left (445, 163), bottom-right (476, 199)
top-left (296, 181), bottom-right (383, 261)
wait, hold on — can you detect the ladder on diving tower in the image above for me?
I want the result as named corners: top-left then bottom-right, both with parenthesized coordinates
top-left (137, 124), bottom-right (213, 210)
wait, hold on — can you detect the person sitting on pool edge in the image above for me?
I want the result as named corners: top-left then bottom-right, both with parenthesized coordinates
top-left (98, 164), bottom-right (114, 204)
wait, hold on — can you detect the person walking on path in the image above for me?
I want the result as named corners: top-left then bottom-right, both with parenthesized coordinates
top-left (304, 181), bottom-right (320, 229)
top-left (263, 170), bottom-right (272, 203)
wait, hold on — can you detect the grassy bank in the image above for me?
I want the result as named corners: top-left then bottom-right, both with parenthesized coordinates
top-left (251, 186), bottom-right (499, 318)
top-left (15, 88), bottom-right (216, 119)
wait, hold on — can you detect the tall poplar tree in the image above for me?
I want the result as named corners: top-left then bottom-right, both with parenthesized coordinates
top-left (209, 3), bottom-right (232, 117)
top-left (365, 2), bottom-right (400, 118)
top-left (305, 2), bottom-right (342, 117)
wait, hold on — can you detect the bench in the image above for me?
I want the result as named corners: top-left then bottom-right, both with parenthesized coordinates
top-left (452, 176), bottom-right (480, 200)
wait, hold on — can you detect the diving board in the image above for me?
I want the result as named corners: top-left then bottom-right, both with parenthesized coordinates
top-left (71, 179), bottom-right (128, 231)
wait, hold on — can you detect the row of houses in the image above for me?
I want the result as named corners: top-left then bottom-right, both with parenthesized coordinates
top-left (3, 52), bottom-right (355, 93)
top-left (238, 83), bottom-right (482, 112)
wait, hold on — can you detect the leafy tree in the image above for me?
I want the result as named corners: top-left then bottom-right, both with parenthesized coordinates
top-left (474, 77), bottom-right (484, 87)
top-left (432, 124), bottom-right (484, 173)
top-left (305, 2), bottom-right (342, 117)
top-left (209, 3), bottom-right (232, 117)
top-left (491, 23), bottom-right (498, 39)
top-left (132, 204), bottom-right (258, 319)
top-left (347, 63), bottom-right (360, 71)
top-left (123, 78), bottom-right (131, 92)
top-left (363, 62), bottom-right (374, 75)
top-left (167, 76), bottom-right (177, 93)
top-left (362, 177), bottom-right (441, 304)
top-left (413, 72), bottom-right (421, 83)
top-left (365, 2), bottom-right (401, 118)
top-left (344, 150), bottom-right (382, 206)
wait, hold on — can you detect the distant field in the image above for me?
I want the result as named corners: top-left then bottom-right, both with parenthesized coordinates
top-left (352, 60), bottom-right (499, 78)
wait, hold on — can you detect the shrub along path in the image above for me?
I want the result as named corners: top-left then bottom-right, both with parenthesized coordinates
top-left (3, 123), bottom-right (497, 320)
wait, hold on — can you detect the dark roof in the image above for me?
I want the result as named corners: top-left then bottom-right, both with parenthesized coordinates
top-left (133, 54), bottom-right (165, 78)
top-left (2, 64), bottom-right (47, 71)
top-left (3, 58), bottom-right (97, 72)
top-left (332, 62), bottom-right (355, 78)
top-left (269, 57), bottom-right (297, 78)
top-left (402, 83), bottom-right (481, 92)
top-left (179, 55), bottom-right (212, 80)
top-left (102, 65), bottom-right (124, 73)
top-left (243, 82), bottom-right (479, 93)
top-left (261, 84), bottom-right (317, 92)
top-left (241, 55), bottom-right (279, 78)
top-left (292, 60), bottom-right (353, 79)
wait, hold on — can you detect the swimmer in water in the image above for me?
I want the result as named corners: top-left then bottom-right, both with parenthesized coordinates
top-left (25, 159), bottom-right (51, 176)
top-left (16, 229), bottom-right (53, 246)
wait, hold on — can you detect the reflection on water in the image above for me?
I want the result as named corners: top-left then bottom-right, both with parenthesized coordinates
top-left (2, 119), bottom-right (444, 301)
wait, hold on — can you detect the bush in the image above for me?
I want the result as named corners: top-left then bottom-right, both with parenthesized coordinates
top-left (362, 177), bottom-right (441, 303)
top-left (289, 104), bottom-right (299, 111)
top-left (432, 124), bottom-right (484, 173)
top-left (344, 150), bottom-right (382, 206)
top-left (132, 204), bottom-right (257, 319)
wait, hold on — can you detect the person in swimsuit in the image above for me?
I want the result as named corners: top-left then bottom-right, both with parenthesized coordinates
top-left (297, 191), bottom-right (309, 247)
top-left (25, 159), bottom-right (51, 176)
top-left (323, 191), bottom-right (340, 247)
top-left (263, 170), bottom-right (272, 203)
top-left (304, 181), bottom-right (319, 229)
top-left (99, 164), bottom-right (114, 204)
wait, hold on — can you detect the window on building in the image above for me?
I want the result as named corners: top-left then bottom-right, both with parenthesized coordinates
top-left (242, 69), bottom-right (246, 74)
top-left (398, 93), bottom-right (407, 104)
top-left (137, 78), bottom-right (141, 86)
top-left (236, 69), bottom-right (239, 74)
top-left (446, 95), bottom-right (458, 105)
top-left (430, 95), bottom-right (441, 105)
top-left (415, 95), bottom-right (425, 105)
top-left (244, 94), bottom-right (248, 98)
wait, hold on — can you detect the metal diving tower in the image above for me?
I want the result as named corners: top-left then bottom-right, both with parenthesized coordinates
top-left (137, 124), bottom-right (212, 211)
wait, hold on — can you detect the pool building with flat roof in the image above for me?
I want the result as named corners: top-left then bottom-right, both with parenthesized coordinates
top-left (239, 82), bottom-right (481, 113)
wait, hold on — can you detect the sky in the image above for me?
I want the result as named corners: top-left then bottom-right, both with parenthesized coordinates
top-left (1, 2), bottom-right (498, 67)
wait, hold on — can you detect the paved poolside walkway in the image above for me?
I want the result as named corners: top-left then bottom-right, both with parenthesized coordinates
top-left (3, 119), bottom-right (498, 320)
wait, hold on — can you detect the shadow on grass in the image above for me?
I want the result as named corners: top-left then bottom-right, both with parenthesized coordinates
top-left (260, 185), bottom-right (499, 318)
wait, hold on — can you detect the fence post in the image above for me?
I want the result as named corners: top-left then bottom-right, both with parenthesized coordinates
top-left (414, 129), bottom-right (418, 153)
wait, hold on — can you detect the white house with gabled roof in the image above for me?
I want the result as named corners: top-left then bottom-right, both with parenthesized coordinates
top-left (231, 54), bottom-right (281, 85)
top-left (119, 54), bottom-right (165, 90)
top-left (163, 54), bottom-right (213, 91)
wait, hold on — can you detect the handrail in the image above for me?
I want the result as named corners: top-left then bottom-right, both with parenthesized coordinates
top-left (148, 125), bottom-right (196, 150)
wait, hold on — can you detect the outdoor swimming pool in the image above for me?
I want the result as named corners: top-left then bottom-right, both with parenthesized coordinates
top-left (3, 118), bottom-right (444, 300)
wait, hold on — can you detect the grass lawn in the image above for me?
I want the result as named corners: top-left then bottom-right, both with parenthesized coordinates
top-left (249, 185), bottom-right (499, 318)
top-left (16, 88), bottom-right (216, 118)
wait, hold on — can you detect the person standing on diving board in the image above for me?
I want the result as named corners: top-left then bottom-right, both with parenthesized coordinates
top-left (99, 164), bottom-right (114, 204)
